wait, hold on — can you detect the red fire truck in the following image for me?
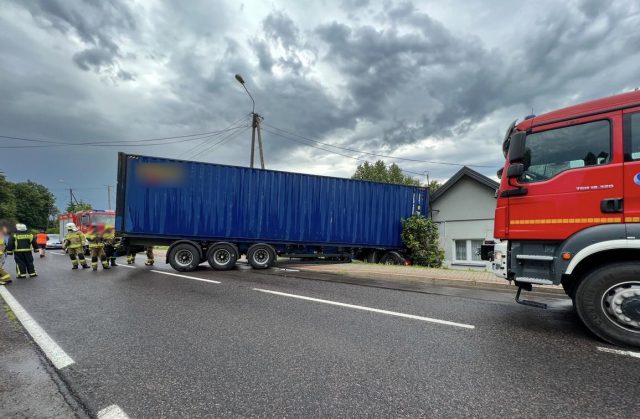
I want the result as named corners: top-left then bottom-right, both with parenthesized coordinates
top-left (59, 210), bottom-right (116, 250)
top-left (482, 90), bottom-right (640, 347)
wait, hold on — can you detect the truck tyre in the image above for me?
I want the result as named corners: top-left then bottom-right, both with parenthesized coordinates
top-left (575, 262), bottom-right (640, 348)
top-left (247, 244), bottom-right (276, 269)
top-left (380, 251), bottom-right (404, 265)
top-left (168, 243), bottom-right (200, 272)
top-left (207, 243), bottom-right (238, 271)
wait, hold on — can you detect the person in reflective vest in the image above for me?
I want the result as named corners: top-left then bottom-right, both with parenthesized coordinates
top-left (36, 230), bottom-right (48, 258)
top-left (103, 225), bottom-right (117, 267)
top-left (63, 223), bottom-right (89, 270)
top-left (0, 225), bottom-right (11, 284)
top-left (86, 226), bottom-right (110, 271)
top-left (127, 246), bottom-right (154, 266)
top-left (6, 223), bottom-right (38, 278)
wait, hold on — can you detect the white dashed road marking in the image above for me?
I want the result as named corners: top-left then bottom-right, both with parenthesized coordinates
top-left (150, 270), bottom-right (221, 284)
top-left (253, 288), bottom-right (475, 329)
top-left (116, 264), bottom-right (136, 269)
top-left (0, 286), bottom-right (75, 369)
top-left (49, 252), bottom-right (66, 256)
top-left (97, 404), bottom-right (130, 419)
top-left (597, 346), bottom-right (640, 359)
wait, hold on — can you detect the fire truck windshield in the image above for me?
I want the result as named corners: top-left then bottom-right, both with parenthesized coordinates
top-left (91, 214), bottom-right (115, 225)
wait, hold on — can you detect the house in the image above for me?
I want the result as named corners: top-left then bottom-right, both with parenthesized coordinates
top-left (430, 166), bottom-right (499, 270)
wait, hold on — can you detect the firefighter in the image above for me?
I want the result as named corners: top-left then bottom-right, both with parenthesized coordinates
top-left (103, 225), bottom-right (117, 267)
top-left (127, 246), bottom-right (154, 266)
top-left (0, 226), bottom-right (11, 284)
top-left (63, 223), bottom-right (89, 270)
top-left (6, 224), bottom-right (38, 278)
top-left (86, 225), bottom-right (110, 271)
top-left (36, 230), bottom-right (48, 258)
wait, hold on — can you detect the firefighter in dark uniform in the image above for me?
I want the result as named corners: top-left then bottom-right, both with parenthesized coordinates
top-left (63, 223), bottom-right (89, 269)
top-left (86, 225), bottom-right (110, 271)
top-left (6, 223), bottom-right (38, 278)
top-left (103, 225), bottom-right (117, 267)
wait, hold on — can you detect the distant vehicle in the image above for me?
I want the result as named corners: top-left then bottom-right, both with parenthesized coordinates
top-left (46, 234), bottom-right (63, 249)
top-left (482, 90), bottom-right (640, 348)
top-left (116, 153), bottom-right (428, 272)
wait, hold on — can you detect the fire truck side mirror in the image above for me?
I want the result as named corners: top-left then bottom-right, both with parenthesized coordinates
top-left (508, 131), bottom-right (527, 163)
top-left (507, 163), bottom-right (524, 178)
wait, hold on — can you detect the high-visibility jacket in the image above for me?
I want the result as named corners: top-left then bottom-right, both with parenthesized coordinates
top-left (86, 232), bottom-right (105, 249)
top-left (7, 233), bottom-right (37, 253)
top-left (103, 230), bottom-right (116, 245)
top-left (36, 233), bottom-right (48, 245)
top-left (0, 237), bottom-right (5, 255)
top-left (64, 231), bottom-right (85, 249)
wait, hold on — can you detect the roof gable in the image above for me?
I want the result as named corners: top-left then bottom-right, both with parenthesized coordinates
top-left (430, 166), bottom-right (498, 202)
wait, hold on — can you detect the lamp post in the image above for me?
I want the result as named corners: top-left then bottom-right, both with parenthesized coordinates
top-left (235, 74), bottom-right (264, 169)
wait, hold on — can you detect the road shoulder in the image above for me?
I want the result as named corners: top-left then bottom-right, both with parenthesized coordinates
top-left (0, 295), bottom-right (84, 418)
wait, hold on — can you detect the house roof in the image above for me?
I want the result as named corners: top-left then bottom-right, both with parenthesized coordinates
top-left (430, 166), bottom-right (499, 202)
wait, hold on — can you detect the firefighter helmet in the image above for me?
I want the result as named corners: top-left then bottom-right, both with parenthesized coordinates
top-left (66, 223), bottom-right (77, 231)
top-left (15, 223), bottom-right (27, 232)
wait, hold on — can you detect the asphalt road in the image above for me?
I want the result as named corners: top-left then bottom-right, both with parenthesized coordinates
top-left (1, 252), bottom-right (638, 418)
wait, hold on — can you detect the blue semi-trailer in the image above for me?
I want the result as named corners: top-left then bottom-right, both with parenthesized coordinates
top-left (116, 153), bottom-right (429, 272)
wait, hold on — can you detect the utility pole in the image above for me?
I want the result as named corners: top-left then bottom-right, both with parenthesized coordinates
top-left (235, 74), bottom-right (265, 169)
top-left (106, 185), bottom-right (112, 210)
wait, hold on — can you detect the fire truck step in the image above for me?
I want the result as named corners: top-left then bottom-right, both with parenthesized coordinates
top-left (515, 286), bottom-right (548, 309)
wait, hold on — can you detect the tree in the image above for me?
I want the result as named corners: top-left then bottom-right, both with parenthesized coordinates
top-left (401, 214), bottom-right (445, 267)
top-left (352, 160), bottom-right (420, 186)
top-left (66, 200), bottom-right (93, 213)
top-left (11, 181), bottom-right (57, 230)
top-left (0, 171), bottom-right (17, 222)
top-left (427, 180), bottom-right (442, 192)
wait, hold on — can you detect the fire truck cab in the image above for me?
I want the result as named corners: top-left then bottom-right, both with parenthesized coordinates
top-left (483, 90), bottom-right (640, 348)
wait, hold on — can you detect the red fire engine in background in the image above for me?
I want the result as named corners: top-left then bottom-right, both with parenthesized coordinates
top-left (482, 90), bottom-right (640, 347)
top-left (59, 210), bottom-right (116, 252)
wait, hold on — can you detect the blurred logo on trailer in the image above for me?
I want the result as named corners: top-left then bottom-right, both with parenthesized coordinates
top-left (136, 163), bottom-right (185, 187)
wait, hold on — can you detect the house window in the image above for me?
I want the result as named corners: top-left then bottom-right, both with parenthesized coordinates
top-left (453, 239), bottom-right (485, 264)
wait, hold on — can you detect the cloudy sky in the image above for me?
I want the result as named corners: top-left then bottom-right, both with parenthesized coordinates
top-left (1, 0), bottom-right (639, 210)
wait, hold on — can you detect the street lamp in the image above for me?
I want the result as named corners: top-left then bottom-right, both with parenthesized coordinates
top-left (234, 73), bottom-right (264, 169)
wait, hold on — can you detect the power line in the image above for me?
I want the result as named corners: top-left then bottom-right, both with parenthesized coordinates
top-left (262, 127), bottom-right (444, 179)
top-left (189, 126), bottom-right (251, 160)
top-left (178, 114), bottom-right (251, 159)
top-left (263, 122), bottom-right (494, 168)
top-left (0, 125), bottom-right (250, 149)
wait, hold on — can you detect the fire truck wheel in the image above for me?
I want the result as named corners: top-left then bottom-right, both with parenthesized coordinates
top-left (575, 262), bottom-right (640, 348)
top-left (207, 243), bottom-right (238, 271)
top-left (247, 244), bottom-right (276, 269)
top-left (168, 243), bottom-right (200, 272)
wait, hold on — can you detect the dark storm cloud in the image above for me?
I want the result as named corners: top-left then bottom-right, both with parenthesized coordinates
top-left (3, 0), bottom-right (640, 208)
top-left (19, 0), bottom-right (136, 79)
top-left (315, 8), bottom-right (504, 146)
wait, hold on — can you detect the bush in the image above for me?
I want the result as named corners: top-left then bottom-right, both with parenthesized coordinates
top-left (401, 214), bottom-right (444, 267)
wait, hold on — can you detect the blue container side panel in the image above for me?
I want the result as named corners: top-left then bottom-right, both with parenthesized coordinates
top-left (122, 155), bottom-right (428, 248)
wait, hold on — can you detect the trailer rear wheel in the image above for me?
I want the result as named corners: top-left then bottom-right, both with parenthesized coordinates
top-left (207, 243), bottom-right (238, 271)
top-left (575, 262), bottom-right (640, 348)
top-left (168, 243), bottom-right (200, 272)
top-left (380, 251), bottom-right (404, 265)
top-left (247, 244), bottom-right (276, 269)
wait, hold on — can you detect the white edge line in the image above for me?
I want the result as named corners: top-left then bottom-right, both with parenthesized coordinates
top-left (0, 286), bottom-right (75, 369)
top-left (97, 404), bottom-right (130, 419)
top-left (253, 288), bottom-right (475, 329)
top-left (49, 252), bottom-right (66, 256)
top-left (597, 346), bottom-right (640, 359)
top-left (150, 270), bottom-right (221, 284)
top-left (116, 264), bottom-right (137, 269)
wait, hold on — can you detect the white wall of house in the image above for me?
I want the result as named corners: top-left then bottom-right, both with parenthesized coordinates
top-left (431, 176), bottom-right (496, 271)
